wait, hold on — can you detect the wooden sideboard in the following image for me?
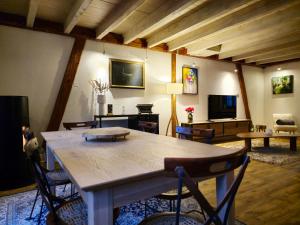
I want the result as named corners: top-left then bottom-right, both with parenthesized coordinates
top-left (181, 119), bottom-right (251, 142)
top-left (94, 114), bottom-right (159, 134)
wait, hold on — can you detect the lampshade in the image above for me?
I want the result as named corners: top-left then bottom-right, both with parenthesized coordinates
top-left (166, 83), bottom-right (183, 95)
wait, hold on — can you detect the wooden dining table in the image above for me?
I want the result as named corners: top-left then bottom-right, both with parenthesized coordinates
top-left (41, 127), bottom-right (241, 225)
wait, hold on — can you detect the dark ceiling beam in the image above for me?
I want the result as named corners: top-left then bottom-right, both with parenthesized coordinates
top-left (261, 57), bottom-right (300, 68)
top-left (47, 37), bottom-right (86, 131)
top-left (175, 47), bottom-right (262, 68)
top-left (235, 64), bottom-right (251, 120)
top-left (0, 12), bottom-right (95, 39)
top-left (100, 32), bottom-right (124, 44)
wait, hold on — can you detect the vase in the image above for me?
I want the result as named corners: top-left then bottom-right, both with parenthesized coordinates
top-left (188, 113), bottom-right (193, 123)
top-left (97, 95), bottom-right (106, 115)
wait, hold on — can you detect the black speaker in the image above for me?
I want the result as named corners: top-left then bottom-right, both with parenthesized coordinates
top-left (0, 96), bottom-right (34, 190)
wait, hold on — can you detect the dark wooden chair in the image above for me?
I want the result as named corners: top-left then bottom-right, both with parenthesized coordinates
top-left (32, 155), bottom-right (119, 225)
top-left (24, 131), bottom-right (71, 223)
top-left (176, 126), bottom-right (215, 144)
top-left (31, 152), bottom-right (86, 225)
top-left (138, 121), bottom-right (159, 134)
top-left (63, 120), bottom-right (97, 130)
top-left (140, 148), bottom-right (250, 225)
top-left (156, 126), bottom-right (215, 212)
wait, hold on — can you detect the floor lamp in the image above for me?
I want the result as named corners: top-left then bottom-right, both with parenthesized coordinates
top-left (165, 83), bottom-right (183, 137)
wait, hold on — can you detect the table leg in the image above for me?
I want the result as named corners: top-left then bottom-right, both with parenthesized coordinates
top-left (216, 171), bottom-right (235, 225)
top-left (245, 138), bottom-right (252, 151)
top-left (290, 137), bottom-right (297, 152)
top-left (264, 137), bottom-right (270, 148)
top-left (87, 189), bottom-right (113, 225)
top-left (46, 144), bottom-right (55, 170)
top-left (46, 144), bottom-right (57, 194)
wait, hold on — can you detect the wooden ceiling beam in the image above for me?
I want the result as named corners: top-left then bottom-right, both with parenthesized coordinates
top-left (169, 0), bottom-right (300, 52)
top-left (64, 0), bottom-right (92, 33)
top-left (96, 0), bottom-right (145, 39)
top-left (257, 53), bottom-right (300, 65)
top-left (262, 58), bottom-right (300, 67)
top-left (188, 9), bottom-right (300, 54)
top-left (194, 50), bottom-right (218, 57)
top-left (219, 28), bottom-right (300, 59)
top-left (192, 45), bottom-right (221, 57)
top-left (147, 0), bottom-right (260, 48)
top-left (0, 12), bottom-right (96, 38)
top-left (0, 11), bottom-right (261, 68)
top-left (100, 32), bottom-right (123, 44)
top-left (26, 0), bottom-right (40, 27)
top-left (245, 45), bottom-right (300, 63)
top-left (174, 47), bottom-right (261, 68)
top-left (123, 0), bottom-right (204, 44)
top-left (150, 43), bottom-right (169, 52)
top-left (96, 0), bottom-right (145, 40)
top-left (231, 39), bottom-right (300, 61)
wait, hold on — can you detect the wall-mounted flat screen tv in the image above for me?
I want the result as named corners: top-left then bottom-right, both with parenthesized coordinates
top-left (208, 95), bottom-right (236, 120)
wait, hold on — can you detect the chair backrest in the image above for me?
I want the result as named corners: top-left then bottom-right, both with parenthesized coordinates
top-left (63, 120), bottom-right (97, 130)
top-left (176, 126), bottom-right (215, 144)
top-left (164, 148), bottom-right (249, 225)
top-left (32, 154), bottom-right (57, 212)
top-left (138, 121), bottom-right (158, 134)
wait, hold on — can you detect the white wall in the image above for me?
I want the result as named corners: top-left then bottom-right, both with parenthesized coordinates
top-left (62, 43), bottom-right (251, 135)
top-left (0, 25), bottom-right (74, 139)
top-left (243, 66), bottom-right (265, 126)
top-left (264, 62), bottom-right (300, 129)
top-left (62, 41), bottom-right (172, 134)
top-left (0, 25), bottom-right (265, 137)
top-left (176, 55), bottom-right (246, 124)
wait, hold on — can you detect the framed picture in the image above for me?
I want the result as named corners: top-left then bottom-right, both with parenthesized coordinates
top-left (271, 75), bottom-right (294, 94)
top-left (109, 58), bottom-right (145, 89)
top-left (182, 65), bottom-right (198, 94)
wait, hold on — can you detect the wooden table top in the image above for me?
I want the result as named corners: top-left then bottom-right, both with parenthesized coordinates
top-left (42, 127), bottom-right (239, 191)
top-left (237, 132), bottom-right (300, 138)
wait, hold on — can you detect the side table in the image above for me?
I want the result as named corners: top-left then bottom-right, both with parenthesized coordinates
top-left (255, 124), bottom-right (266, 132)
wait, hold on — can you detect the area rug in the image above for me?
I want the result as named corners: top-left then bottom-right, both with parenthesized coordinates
top-left (0, 185), bottom-right (245, 225)
top-left (215, 139), bottom-right (300, 165)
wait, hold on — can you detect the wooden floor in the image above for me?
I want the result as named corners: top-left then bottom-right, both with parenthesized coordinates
top-left (199, 157), bottom-right (300, 225)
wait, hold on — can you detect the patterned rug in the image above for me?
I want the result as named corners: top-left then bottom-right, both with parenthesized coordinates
top-left (0, 185), bottom-right (245, 225)
top-left (215, 139), bottom-right (300, 165)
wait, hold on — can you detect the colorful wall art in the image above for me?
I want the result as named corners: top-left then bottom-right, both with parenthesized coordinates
top-left (182, 66), bottom-right (198, 94)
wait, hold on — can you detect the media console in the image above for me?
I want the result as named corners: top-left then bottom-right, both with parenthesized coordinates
top-left (181, 119), bottom-right (251, 142)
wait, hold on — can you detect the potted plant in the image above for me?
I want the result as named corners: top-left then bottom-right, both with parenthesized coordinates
top-left (89, 80), bottom-right (109, 115)
top-left (185, 107), bottom-right (194, 123)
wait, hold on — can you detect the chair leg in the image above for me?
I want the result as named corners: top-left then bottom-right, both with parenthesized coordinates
top-left (144, 199), bottom-right (148, 218)
top-left (169, 200), bottom-right (172, 212)
top-left (28, 189), bottom-right (39, 219)
top-left (63, 184), bottom-right (67, 192)
top-left (37, 200), bottom-right (44, 225)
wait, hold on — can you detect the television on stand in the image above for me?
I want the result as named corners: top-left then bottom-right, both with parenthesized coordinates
top-left (208, 95), bottom-right (236, 120)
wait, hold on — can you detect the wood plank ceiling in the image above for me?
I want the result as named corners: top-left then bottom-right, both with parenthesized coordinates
top-left (0, 0), bottom-right (299, 67)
